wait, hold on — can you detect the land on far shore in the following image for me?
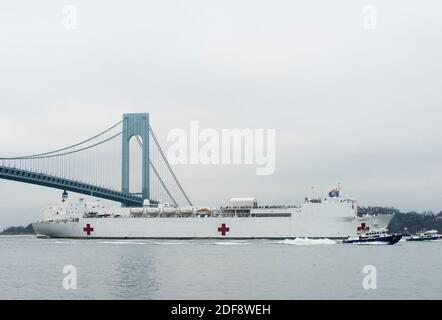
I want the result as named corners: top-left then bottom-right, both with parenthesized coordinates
top-left (358, 207), bottom-right (442, 234)
top-left (0, 223), bottom-right (35, 235)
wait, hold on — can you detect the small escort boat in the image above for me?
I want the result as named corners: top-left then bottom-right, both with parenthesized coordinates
top-left (343, 228), bottom-right (402, 245)
top-left (406, 230), bottom-right (440, 241)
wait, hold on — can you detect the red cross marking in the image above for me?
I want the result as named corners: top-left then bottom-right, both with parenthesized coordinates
top-left (357, 223), bottom-right (370, 233)
top-left (217, 223), bottom-right (230, 236)
top-left (83, 224), bottom-right (94, 236)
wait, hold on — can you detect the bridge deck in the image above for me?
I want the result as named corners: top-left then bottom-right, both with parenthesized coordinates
top-left (0, 166), bottom-right (145, 207)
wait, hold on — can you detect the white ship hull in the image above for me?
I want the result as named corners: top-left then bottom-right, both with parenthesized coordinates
top-left (33, 210), bottom-right (394, 240)
top-left (32, 192), bottom-right (395, 239)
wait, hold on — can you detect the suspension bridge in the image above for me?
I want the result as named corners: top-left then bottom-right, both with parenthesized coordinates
top-left (0, 113), bottom-right (192, 207)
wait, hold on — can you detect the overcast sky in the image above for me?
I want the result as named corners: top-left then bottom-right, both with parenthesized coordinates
top-left (1, 0), bottom-right (441, 228)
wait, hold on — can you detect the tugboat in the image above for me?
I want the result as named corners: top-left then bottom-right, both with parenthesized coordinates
top-left (343, 228), bottom-right (402, 245)
top-left (406, 230), bottom-right (440, 241)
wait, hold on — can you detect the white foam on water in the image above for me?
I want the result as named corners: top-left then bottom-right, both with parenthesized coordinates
top-left (97, 241), bottom-right (147, 245)
top-left (209, 241), bottom-right (250, 246)
top-left (349, 241), bottom-right (388, 245)
top-left (271, 238), bottom-right (337, 246)
top-left (152, 241), bottom-right (189, 245)
top-left (54, 241), bottom-right (80, 244)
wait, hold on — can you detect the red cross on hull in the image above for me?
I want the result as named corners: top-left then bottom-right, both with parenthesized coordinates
top-left (83, 224), bottom-right (94, 236)
top-left (217, 223), bottom-right (230, 236)
top-left (357, 223), bottom-right (369, 233)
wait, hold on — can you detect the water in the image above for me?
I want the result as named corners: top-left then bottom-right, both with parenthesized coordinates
top-left (1, 236), bottom-right (441, 299)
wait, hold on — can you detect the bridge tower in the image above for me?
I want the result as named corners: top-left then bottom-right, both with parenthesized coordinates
top-left (121, 113), bottom-right (150, 201)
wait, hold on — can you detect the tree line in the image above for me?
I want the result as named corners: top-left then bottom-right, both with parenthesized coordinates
top-left (0, 224), bottom-right (35, 235)
top-left (358, 207), bottom-right (442, 234)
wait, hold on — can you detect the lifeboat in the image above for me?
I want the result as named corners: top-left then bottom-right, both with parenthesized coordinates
top-left (196, 207), bottom-right (212, 216)
top-left (130, 207), bottom-right (144, 216)
top-left (179, 207), bottom-right (194, 215)
top-left (147, 207), bottom-right (160, 214)
top-left (162, 207), bottom-right (177, 215)
top-left (145, 207), bottom-right (160, 217)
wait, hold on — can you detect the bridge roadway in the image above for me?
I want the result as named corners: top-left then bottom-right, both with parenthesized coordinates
top-left (0, 165), bottom-right (147, 207)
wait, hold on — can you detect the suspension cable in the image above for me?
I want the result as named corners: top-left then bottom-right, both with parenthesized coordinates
top-left (148, 126), bottom-right (193, 206)
top-left (150, 159), bottom-right (178, 207)
top-left (0, 121), bottom-right (122, 160)
top-left (3, 132), bottom-right (122, 160)
top-left (135, 136), bottom-right (178, 207)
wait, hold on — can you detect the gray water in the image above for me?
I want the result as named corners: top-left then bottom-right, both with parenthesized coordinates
top-left (0, 236), bottom-right (441, 300)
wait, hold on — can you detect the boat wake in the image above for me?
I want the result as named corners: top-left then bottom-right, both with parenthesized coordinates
top-left (54, 241), bottom-right (80, 244)
top-left (152, 241), bottom-right (190, 245)
top-left (272, 238), bottom-right (337, 246)
top-left (350, 241), bottom-right (390, 245)
top-left (209, 241), bottom-right (250, 246)
top-left (97, 241), bottom-right (147, 245)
